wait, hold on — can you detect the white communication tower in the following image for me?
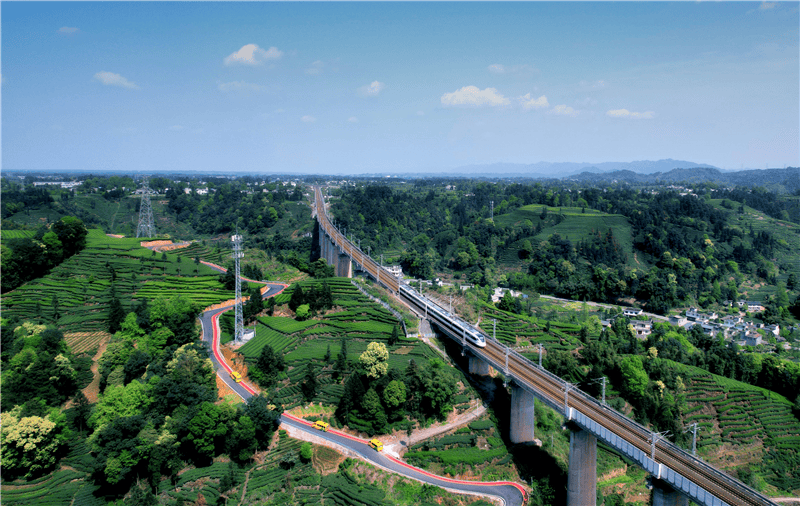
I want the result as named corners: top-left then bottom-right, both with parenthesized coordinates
top-left (136, 176), bottom-right (157, 238)
top-left (232, 234), bottom-right (245, 343)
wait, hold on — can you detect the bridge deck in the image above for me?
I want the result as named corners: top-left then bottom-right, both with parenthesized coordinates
top-left (313, 186), bottom-right (778, 506)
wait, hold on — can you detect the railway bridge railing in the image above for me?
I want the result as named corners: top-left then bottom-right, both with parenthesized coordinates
top-left (313, 186), bottom-right (778, 506)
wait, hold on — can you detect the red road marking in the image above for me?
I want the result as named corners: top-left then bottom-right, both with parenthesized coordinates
top-left (207, 283), bottom-right (288, 398)
top-left (283, 413), bottom-right (527, 501)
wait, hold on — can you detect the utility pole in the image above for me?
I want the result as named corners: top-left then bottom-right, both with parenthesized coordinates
top-left (492, 319), bottom-right (496, 342)
top-left (564, 382), bottom-right (577, 414)
top-left (490, 200), bottom-right (494, 222)
top-left (232, 233), bottom-right (244, 343)
top-left (651, 431), bottom-right (670, 461)
top-left (684, 423), bottom-right (699, 456)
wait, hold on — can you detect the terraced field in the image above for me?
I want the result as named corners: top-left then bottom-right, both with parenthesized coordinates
top-left (496, 204), bottom-right (635, 267)
top-left (1, 229), bottom-right (232, 337)
top-left (0, 229), bottom-right (36, 240)
top-left (477, 304), bottom-right (584, 352)
top-left (673, 360), bottom-right (800, 493)
top-left (237, 279), bottom-right (439, 409)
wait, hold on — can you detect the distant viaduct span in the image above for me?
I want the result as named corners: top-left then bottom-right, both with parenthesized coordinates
top-left (313, 186), bottom-right (778, 506)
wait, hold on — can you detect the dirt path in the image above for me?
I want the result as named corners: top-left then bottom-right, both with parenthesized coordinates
top-left (382, 402), bottom-right (487, 458)
top-left (773, 498), bottom-right (800, 504)
top-left (77, 336), bottom-right (110, 403)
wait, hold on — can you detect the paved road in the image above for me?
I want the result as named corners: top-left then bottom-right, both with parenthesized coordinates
top-left (198, 283), bottom-right (527, 506)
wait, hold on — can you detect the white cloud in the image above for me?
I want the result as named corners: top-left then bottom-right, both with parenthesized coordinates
top-left (94, 71), bottom-right (138, 89)
top-left (606, 109), bottom-right (654, 119)
top-left (488, 64), bottom-right (505, 74)
top-left (348, 117), bottom-right (359, 123)
top-left (58, 27), bottom-right (79, 35)
top-left (224, 44), bottom-right (283, 66)
top-left (549, 104), bottom-right (579, 117)
top-left (358, 80), bottom-right (385, 96)
top-left (301, 115), bottom-right (317, 123)
top-left (306, 60), bottom-right (324, 75)
top-left (520, 93), bottom-right (549, 110)
top-left (218, 81), bottom-right (263, 93)
top-left (169, 125), bottom-right (184, 131)
top-left (759, 2), bottom-right (777, 10)
top-left (416, 111), bottom-right (425, 116)
top-left (441, 86), bottom-right (510, 107)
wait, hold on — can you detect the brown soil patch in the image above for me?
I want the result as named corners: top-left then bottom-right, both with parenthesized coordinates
top-left (220, 344), bottom-right (252, 381)
top-left (312, 445), bottom-right (345, 475)
top-left (70, 334), bottom-right (112, 404)
top-left (216, 375), bottom-right (237, 400)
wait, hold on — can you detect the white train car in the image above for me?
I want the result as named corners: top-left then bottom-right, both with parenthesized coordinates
top-left (399, 283), bottom-right (486, 348)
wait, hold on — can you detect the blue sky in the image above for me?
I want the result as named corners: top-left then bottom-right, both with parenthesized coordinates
top-left (3, 1), bottom-right (798, 175)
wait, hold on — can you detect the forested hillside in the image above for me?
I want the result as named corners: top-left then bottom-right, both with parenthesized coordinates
top-left (330, 181), bottom-right (800, 317)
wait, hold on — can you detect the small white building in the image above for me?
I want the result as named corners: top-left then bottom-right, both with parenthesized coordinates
top-left (623, 308), bottom-right (643, 317)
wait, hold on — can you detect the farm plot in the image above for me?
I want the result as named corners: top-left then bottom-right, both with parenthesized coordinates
top-left (64, 331), bottom-right (111, 355)
top-left (0, 229), bottom-right (35, 240)
top-left (1, 229), bottom-right (233, 340)
top-left (670, 361), bottom-right (800, 491)
top-left (478, 305), bottom-right (582, 352)
top-left (237, 279), bottom-right (438, 410)
top-left (403, 416), bottom-right (514, 480)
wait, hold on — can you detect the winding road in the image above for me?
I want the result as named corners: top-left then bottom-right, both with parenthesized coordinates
top-left (198, 280), bottom-right (527, 506)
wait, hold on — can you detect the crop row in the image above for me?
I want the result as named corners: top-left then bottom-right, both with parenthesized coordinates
top-left (404, 447), bottom-right (507, 466)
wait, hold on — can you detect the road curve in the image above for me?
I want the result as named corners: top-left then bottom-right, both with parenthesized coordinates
top-left (198, 282), bottom-right (527, 506)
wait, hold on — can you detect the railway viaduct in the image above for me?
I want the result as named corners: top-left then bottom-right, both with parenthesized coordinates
top-left (313, 186), bottom-right (778, 506)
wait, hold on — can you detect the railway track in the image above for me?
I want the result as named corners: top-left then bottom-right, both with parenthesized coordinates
top-left (313, 186), bottom-right (777, 506)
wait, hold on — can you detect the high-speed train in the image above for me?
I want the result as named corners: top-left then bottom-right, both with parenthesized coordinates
top-left (399, 283), bottom-right (486, 348)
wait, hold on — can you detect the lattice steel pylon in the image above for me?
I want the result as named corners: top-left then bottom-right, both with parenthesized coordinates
top-left (136, 176), bottom-right (157, 238)
top-left (232, 233), bottom-right (244, 343)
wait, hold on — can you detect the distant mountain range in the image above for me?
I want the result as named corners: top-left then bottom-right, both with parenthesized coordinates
top-left (448, 159), bottom-right (721, 177)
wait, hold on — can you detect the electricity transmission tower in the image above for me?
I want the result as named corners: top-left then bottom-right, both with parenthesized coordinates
top-left (136, 176), bottom-right (156, 238)
top-left (232, 233), bottom-right (245, 343)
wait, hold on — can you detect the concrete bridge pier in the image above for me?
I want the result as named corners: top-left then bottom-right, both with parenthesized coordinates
top-left (468, 356), bottom-right (491, 376)
top-left (336, 252), bottom-right (352, 278)
top-left (652, 479), bottom-right (689, 506)
top-left (567, 427), bottom-right (597, 506)
top-left (509, 386), bottom-right (536, 443)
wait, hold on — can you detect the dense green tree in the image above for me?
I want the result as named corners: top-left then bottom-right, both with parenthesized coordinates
top-left (334, 336), bottom-right (348, 380)
top-left (251, 344), bottom-right (285, 388)
top-left (185, 402), bottom-right (227, 463)
top-left (301, 362), bottom-right (318, 401)
top-left (243, 395), bottom-right (281, 450)
top-left (226, 415), bottom-right (257, 462)
top-left (361, 388), bottom-right (387, 433)
top-left (359, 342), bottom-right (389, 379)
top-left (1, 412), bottom-right (70, 479)
top-left (289, 285), bottom-right (305, 312)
